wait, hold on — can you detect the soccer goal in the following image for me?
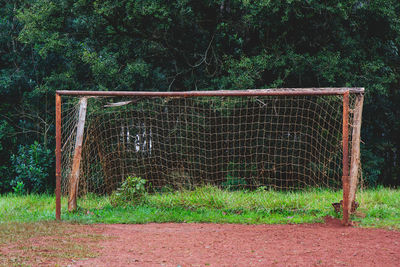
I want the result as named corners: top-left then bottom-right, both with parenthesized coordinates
top-left (55, 88), bottom-right (364, 225)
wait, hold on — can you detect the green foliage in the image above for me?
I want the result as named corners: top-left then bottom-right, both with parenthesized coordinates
top-left (0, 166), bottom-right (12, 194)
top-left (0, 0), bottom-right (399, 188)
top-left (222, 162), bottom-right (248, 190)
top-left (0, 1), bottom-right (55, 195)
top-left (110, 176), bottom-right (147, 207)
top-left (255, 186), bottom-right (268, 192)
top-left (362, 147), bottom-right (385, 186)
top-left (222, 174), bottom-right (247, 191)
top-left (0, 120), bottom-right (17, 193)
top-left (12, 181), bottom-right (26, 195)
top-left (0, 120), bottom-right (15, 153)
top-left (10, 141), bottom-right (53, 194)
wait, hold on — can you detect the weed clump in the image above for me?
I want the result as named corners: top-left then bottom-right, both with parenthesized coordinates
top-left (110, 176), bottom-right (147, 207)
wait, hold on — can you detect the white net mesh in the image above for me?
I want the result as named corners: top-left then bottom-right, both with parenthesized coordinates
top-left (61, 93), bottom-right (360, 195)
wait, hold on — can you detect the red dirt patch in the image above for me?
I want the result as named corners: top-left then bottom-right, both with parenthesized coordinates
top-left (73, 219), bottom-right (400, 267)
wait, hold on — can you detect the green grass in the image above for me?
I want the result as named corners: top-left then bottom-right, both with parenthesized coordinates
top-left (1, 186), bottom-right (399, 229)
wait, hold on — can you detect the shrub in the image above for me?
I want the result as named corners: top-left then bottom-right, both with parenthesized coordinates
top-left (0, 166), bottom-right (12, 193)
top-left (12, 181), bottom-right (26, 195)
top-left (222, 174), bottom-right (247, 191)
top-left (0, 120), bottom-right (16, 193)
top-left (222, 162), bottom-right (247, 190)
top-left (11, 141), bottom-right (53, 194)
top-left (362, 147), bottom-right (385, 187)
top-left (110, 176), bottom-right (147, 207)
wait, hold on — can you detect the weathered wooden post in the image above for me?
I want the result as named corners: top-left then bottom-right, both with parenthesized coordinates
top-left (348, 93), bottom-right (364, 217)
top-left (55, 93), bottom-right (62, 220)
top-left (342, 91), bottom-right (350, 225)
top-left (68, 97), bottom-right (88, 212)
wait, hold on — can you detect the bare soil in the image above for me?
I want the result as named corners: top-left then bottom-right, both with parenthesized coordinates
top-left (2, 218), bottom-right (399, 266)
top-left (71, 217), bottom-right (400, 267)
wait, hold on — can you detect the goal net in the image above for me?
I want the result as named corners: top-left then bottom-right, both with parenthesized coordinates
top-left (56, 88), bottom-right (364, 223)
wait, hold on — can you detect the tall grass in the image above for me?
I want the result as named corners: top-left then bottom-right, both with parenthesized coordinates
top-left (0, 187), bottom-right (399, 229)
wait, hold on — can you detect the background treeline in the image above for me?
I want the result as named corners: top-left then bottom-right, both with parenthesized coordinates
top-left (0, 0), bottom-right (399, 193)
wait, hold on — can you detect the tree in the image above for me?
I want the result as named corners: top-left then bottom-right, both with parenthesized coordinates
top-left (0, 0), bottom-right (399, 190)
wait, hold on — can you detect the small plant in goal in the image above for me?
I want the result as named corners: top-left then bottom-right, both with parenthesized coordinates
top-left (110, 176), bottom-right (147, 207)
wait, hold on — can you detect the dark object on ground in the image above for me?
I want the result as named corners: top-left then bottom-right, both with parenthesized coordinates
top-left (332, 200), bottom-right (359, 214)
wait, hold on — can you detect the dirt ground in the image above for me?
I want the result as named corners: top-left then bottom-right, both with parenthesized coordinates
top-left (70, 217), bottom-right (400, 267)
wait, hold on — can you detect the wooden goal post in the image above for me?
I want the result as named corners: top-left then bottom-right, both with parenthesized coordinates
top-left (55, 88), bottom-right (364, 225)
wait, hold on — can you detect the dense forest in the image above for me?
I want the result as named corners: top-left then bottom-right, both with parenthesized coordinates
top-left (0, 0), bottom-right (399, 193)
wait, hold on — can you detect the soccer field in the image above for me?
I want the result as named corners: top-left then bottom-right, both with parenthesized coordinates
top-left (0, 187), bottom-right (399, 265)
